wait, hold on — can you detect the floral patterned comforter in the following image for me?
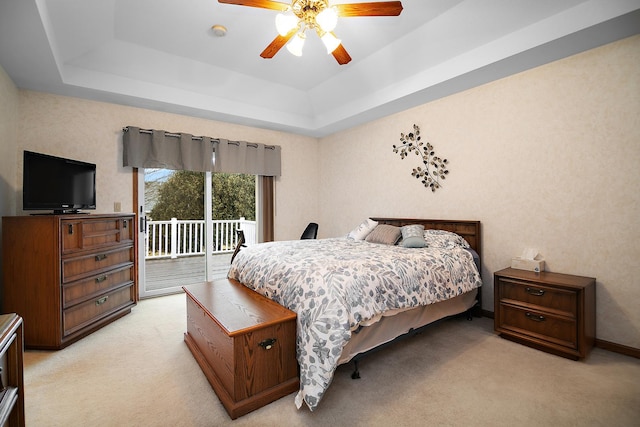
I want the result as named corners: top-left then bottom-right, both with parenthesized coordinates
top-left (227, 237), bottom-right (482, 411)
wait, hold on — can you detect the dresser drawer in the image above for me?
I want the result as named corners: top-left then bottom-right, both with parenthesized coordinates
top-left (61, 217), bottom-right (134, 254)
top-left (497, 277), bottom-right (577, 316)
top-left (63, 285), bottom-right (135, 336)
top-left (62, 265), bottom-right (135, 308)
top-left (61, 246), bottom-right (134, 283)
top-left (499, 303), bottom-right (577, 349)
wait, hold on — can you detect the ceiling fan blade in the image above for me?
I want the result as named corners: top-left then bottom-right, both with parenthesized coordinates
top-left (335, 1), bottom-right (403, 17)
top-left (260, 30), bottom-right (296, 59)
top-left (218, 0), bottom-right (288, 11)
top-left (332, 44), bottom-right (352, 65)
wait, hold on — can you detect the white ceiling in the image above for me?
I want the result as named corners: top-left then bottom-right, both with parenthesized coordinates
top-left (1, 0), bottom-right (639, 137)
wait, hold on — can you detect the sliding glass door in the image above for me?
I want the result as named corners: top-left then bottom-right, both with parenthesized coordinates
top-left (137, 169), bottom-right (256, 298)
top-left (137, 169), bottom-right (206, 298)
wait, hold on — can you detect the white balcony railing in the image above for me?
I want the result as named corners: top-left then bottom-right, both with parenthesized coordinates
top-left (145, 217), bottom-right (256, 259)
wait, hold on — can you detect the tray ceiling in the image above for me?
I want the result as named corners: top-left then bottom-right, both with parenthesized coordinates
top-left (0, 0), bottom-right (638, 137)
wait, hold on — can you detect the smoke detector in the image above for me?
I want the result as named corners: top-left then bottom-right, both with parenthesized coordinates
top-left (211, 25), bottom-right (227, 37)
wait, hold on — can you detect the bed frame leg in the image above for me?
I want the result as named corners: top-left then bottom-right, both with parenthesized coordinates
top-left (466, 308), bottom-right (473, 321)
top-left (351, 360), bottom-right (361, 379)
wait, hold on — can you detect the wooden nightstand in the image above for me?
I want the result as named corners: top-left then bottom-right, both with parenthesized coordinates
top-left (494, 268), bottom-right (595, 360)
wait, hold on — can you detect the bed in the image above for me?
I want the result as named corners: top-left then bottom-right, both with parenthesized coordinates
top-left (227, 218), bottom-right (483, 411)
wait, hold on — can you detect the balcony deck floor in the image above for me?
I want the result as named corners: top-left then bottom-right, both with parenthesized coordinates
top-left (144, 253), bottom-right (232, 292)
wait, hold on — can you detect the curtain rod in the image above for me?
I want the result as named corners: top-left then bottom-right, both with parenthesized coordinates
top-left (122, 126), bottom-right (275, 149)
top-left (122, 126), bottom-right (204, 141)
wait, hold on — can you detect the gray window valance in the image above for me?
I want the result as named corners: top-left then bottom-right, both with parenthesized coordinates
top-left (214, 139), bottom-right (281, 177)
top-left (122, 126), bottom-right (281, 177)
top-left (123, 127), bottom-right (213, 172)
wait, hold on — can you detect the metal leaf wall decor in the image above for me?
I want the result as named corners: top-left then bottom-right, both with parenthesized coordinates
top-left (392, 124), bottom-right (449, 192)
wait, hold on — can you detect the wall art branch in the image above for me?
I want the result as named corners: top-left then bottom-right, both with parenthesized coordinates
top-left (392, 124), bottom-right (449, 192)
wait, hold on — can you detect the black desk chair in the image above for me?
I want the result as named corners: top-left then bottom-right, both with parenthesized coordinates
top-left (230, 230), bottom-right (246, 264)
top-left (300, 222), bottom-right (318, 239)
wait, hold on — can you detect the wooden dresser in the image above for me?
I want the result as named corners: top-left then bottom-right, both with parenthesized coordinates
top-left (2, 214), bottom-right (137, 350)
top-left (183, 279), bottom-right (298, 419)
top-left (0, 314), bottom-right (24, 427)
top-left (494, 267), bottom-right (595, 360)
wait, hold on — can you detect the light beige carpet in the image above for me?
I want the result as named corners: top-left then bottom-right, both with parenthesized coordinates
top-left (24, 293), bottom-right (640, 427)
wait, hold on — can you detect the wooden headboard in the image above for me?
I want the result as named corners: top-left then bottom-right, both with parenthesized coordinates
top-left (371, 218), bottom-right (481, 262)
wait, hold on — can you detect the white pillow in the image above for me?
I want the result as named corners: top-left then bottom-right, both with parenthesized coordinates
top-left (347, 218), bottom-right (378, 240)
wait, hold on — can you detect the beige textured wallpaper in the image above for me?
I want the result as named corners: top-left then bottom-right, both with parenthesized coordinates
top-left (318, 35), bottom-right (640, 348)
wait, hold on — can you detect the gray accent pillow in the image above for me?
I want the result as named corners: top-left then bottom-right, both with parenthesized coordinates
top-left (401, 224), bottom-right (427, 248)
top-left (365, 224), bottom-right (402, 245)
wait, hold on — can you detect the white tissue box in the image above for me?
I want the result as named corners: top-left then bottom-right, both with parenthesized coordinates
top-left (511, 257), bottom-right (545, 272)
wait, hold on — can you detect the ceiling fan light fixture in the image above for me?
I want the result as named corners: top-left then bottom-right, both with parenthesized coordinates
top-left (275, 11), bottom-right (298, 36)
top-left (232, 0), bottom-right (403, 64)
top-left (320, 32), bottom-right (341, 54)
top-left (286, 32), bottom-right (306, 56)
top-left (316, 7), bottom-right (338, 32)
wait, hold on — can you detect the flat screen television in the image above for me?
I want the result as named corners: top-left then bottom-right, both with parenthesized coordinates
top-left (23, 150), bottom-right (96, 214)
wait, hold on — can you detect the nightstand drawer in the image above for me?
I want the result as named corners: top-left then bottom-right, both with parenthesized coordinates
top-left (499, 303), bottom-right (577, 349)
top-left (497, 278), bottom-right (577, 316)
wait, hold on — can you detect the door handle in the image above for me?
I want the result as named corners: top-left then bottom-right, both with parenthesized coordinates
top-left (139, 215), bottom-right (147, 235)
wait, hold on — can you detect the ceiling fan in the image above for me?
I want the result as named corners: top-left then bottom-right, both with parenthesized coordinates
top-left (218, 0), bottom-right (404, 65)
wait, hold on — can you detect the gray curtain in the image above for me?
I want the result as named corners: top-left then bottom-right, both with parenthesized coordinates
top-left (123, 127), bottom-right (281, 177)
top-left (214, 139), bottom-right (281, 177)
top-left (123, 126), bottom-right (214, 172)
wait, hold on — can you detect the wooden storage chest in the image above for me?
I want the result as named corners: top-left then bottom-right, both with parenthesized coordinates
top-left (183, 279), bottom-right (298, 419)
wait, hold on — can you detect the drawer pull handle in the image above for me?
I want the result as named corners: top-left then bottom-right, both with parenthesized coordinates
top-left (95, 296), bottom-right (109, 306)
top-left (525, 287), bottom-right (545, 296)
top-left (95, 275), bottom-right (108, 283)
top-left (258, 338), bottom-right (277, 350)
top-left (525, 312), bottom-right (545, 322)
top-left (95, 254), bottom-right (108, 262)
